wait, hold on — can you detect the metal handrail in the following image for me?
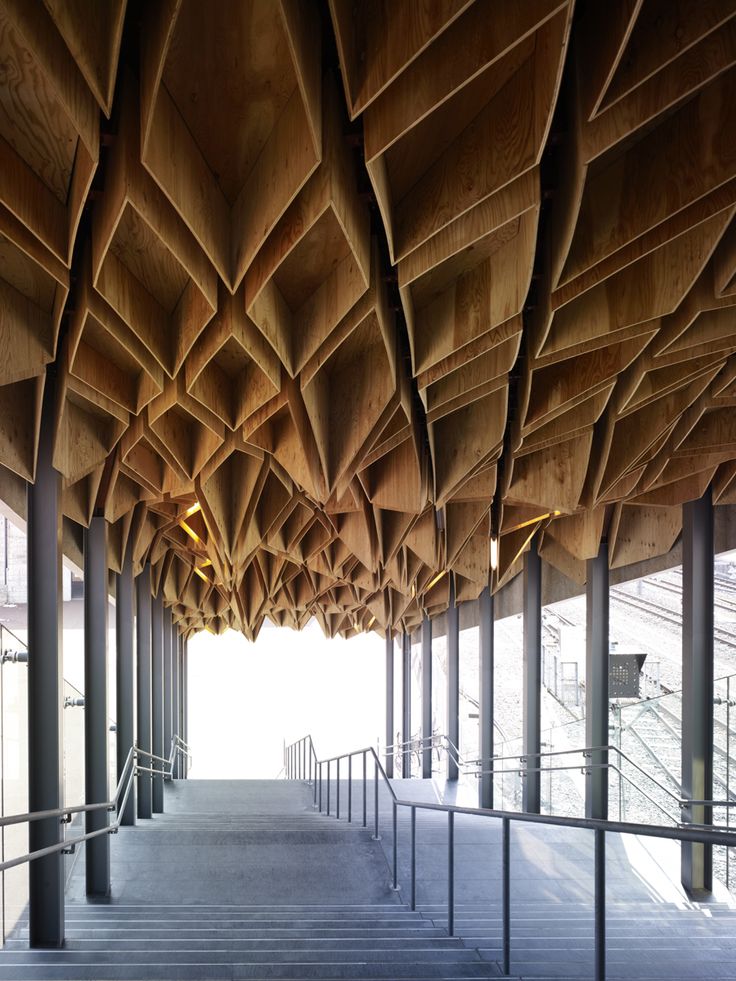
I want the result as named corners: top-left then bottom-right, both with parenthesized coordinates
top-left (0, 735), bottom-right (190, 873)
top-left (284, 736), bottom-right (736, 981)
top-left (284, 733), bottom-right (736, 981)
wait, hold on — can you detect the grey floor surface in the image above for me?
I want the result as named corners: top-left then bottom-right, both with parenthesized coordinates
top-left (2, 777), bottom-right (736, 980)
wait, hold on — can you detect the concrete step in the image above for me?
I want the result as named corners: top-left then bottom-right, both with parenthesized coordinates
top-left (0, 963), bottom-right (504, 981)
top-left (0, 948), bottom-right (488, 965)
top-left (4, 938), bottom-right (466, 953)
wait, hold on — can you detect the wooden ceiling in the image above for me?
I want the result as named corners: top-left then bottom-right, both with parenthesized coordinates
top-left (1, 0), bottom-right (736, 638)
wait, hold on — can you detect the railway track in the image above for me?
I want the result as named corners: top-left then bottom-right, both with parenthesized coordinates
top-left (610, 587), bottom-right (736, 650)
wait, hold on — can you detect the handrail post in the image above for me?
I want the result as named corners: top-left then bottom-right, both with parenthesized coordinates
top-left (448, 810), bottom-right (455, 936)
top-left (392, 800), bottom-right (398, 890)
top-left (410, 805), bottom-right (416, 911)
top-left (595, 828), bottom-right (606, 981)
top-left (362, 751), bottom-right (367, 827)
top-left (348, 756), bottom-right (352, 823)
top-left (336, 758), bottom-right (341, 819)
top-left (308, 741), bottom-right (312, 785)
top-left (372, 757), bottom-right (381, 840)
top-left (502, 817), bottom-right (510, 975)
top-left (318, 762), bottom-right (323, 812)
top-left (327, 760), bottom-right (331, 817)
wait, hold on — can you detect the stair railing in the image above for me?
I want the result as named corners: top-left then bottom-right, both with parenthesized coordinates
top-left (284, 733), bottom-right (736, 981)
top-left (0, 735), bottom-right (191, 874)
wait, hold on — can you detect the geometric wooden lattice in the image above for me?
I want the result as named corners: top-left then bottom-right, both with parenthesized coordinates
top-left (1, 0), bottom-right (736, 638)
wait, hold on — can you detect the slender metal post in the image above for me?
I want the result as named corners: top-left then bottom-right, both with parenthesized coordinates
top-left (410, 805), bottom-right (417, 911)
top-left (84, 516), bottom-right (111, 896)
top-left (172, 630), bottom-right (180, 777)
top-left (151, 592), bottom-right (164, 813)
top-left (163, 609), bottom-right (172, 776)
top-left (318, 762), bottom-right (323, 811)
top-left (586, 542), bottom-right (609, 820)
top-left (523, 537), bottom-right (542, 813)
top-left (182, 636), bottom-right (189, 776)
top-left (327, 760), bottom-right (331, 816)
top-left (502, 817), bottom-right (510, 975)
top-left (27, 367), bottom-right (64, 948)
top-left (136, 567), bottom-right (152, 819)
top-left (392, 801), bottom-right (398, 889)
top-left (385, 629), bottom-right (394, 778)
top-left (116, 540), bottom-right (135, 826)
top-left (421, 617), bottom-right (432, 778)
top-left (372, 757), bottom-right (381, 840)
top-left (348, 755), bottom-right (352, 823)
top-left (448, 811), bottom-right (455, 936)
top-left (336, 758), bottom-right (341, 819)
top-left (595, 828), bottom-right (606, 981)
top-left (447, 577), bottom-right (459, 781)
top-left (362, 751), bottom-right (367, 827)
top-left (479, 586), bottom-right (494, 809)
top-left (402, 631), bottom-right (412, 777)
top-left (682, 487), bottom-right (714, 895)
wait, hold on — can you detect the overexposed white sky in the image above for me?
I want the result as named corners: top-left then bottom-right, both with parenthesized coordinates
top-left (186, 619), bottom-right (386, 778)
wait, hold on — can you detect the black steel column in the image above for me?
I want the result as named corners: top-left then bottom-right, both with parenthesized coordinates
top-left (27, 368), bottom-right (64, 948)
top-left (84, 516), bottom-right (111, 896)
top-left (447, 577), bottom-right (459, 782)
top-left (523, 537), bottom-right (542, 813)
top-left (385, 629), bottom-right (394, 778)
top-left (682, 487), bottom-right (714, 895)
top-left (586, 541), bottom-right (609, 820)
top-left (421, 616), bottom-right (432, 779)
top-left (182, 636), bottom-right (189, 777)
top-left (479, 586), bottom-right (494, 810)
top-left (163, 608), bottom-right (172, 774)
top-left (136, 567), bottom-right (152, 818)
top-left (172, 629), bottom-right (180, 777)
top-left (402, 632), bottom-right (411, 777)
top-left (116, 539), bottom-right (135, 825)
top-left (151, 592), bottom-right (164, 811)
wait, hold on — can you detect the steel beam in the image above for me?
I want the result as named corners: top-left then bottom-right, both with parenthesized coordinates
top-left (586, 541), bottom-right (609, 820)
top-left (447, 577), bottom-right (459, 782)
top-left (27, 368), bottom-right (64, 948)
top-left (116, 540), bottom-right (135, 825)
top-left (84, 516), bottom-right (111, 896)
top-left (523, 537), bottom-right (542, 813)
top-left (402, 632), bottom-right (412, 777)
top-left (385, 629), bottom-right (394, 778)
top-left (136, 568), bottom-right (152, 819)
top-left (163, 607), bottom-right (172, 778)
top-left (151, 592), bottom-right (164, 811)
top-left (479, 586), bottom-right (494, 810)
top-left (682, 487), bottom-right (714, 895)
top-left (421, 617), bottom-right (432, 779)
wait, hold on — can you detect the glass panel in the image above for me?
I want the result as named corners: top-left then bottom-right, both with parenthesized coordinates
top-left (459, 625), bottom-right (479, 773)
top-left (1, 628), bottom-right (28, 944)
top-left (432, 625), bottom-right (447, 771)
top-left (63, 680), bottom-right (85, 885)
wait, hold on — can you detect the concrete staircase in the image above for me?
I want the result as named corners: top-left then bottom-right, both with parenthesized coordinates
top-left (0, 780), bottom-right (504, 980)
top-left (3, 778), bottom-right (736, 979)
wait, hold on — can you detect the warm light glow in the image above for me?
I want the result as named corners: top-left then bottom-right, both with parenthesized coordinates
top-left (193, 566), bottom-right (209, 582)
top-left (411, 583), bottom-right (416, 598)
top-left (199, 559), bottom-right (213, 569)
top-left (426, 569), bottom-right (447, 591)
top-left (504, 510), bottom-right (563, 534)
top-left (367, 615), bottom-right (376, 630)
top-left (180, 520), bottom-right (201, 543)
top-left (490, 535), bottom-right (499, 571)
top-left (184, 502), bottom-right (202, 518)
